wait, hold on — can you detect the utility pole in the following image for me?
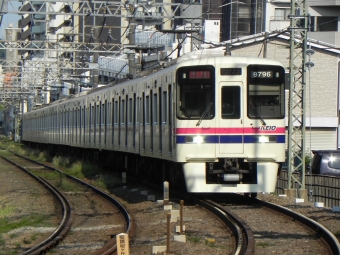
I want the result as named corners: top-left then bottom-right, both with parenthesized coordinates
top-left (286, 0), bottom-right (309, 200)
top-left (128, 18), bottom-right (136, 76)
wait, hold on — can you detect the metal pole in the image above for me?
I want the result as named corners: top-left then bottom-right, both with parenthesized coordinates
top-left (180, 200), bottom-right (184, 234)
top-left (287, 0), bottom-right (308, 200)
top-left (166, 212), bottom-right (171, 254)
top-left (128, 18), bottom-right (136, 76)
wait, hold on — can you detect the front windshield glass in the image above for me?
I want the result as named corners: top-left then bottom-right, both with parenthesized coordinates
top-left (247, 65), bottom-right (285, 119)
top-left (176, 66), bottom-right (215, 119)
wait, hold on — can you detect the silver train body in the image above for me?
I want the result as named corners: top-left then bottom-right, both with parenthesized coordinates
top-left (22, 50), bottom-right (286, 194)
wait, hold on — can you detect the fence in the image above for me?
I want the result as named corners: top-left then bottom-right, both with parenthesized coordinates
top-left (276, 171), bottom-right (340, 208)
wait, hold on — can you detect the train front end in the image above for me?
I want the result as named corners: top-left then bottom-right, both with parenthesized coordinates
top-left (175, 57), bottom-right (286, 194)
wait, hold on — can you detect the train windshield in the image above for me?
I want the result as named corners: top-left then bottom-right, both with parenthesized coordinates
top-left (247, 65), bottom-right (285, 119)
top-left (176, 66), bottom-right (215, 120)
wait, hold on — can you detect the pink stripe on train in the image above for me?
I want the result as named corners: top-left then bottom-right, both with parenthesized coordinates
top-left (176, 127), bottom-right (285, 135)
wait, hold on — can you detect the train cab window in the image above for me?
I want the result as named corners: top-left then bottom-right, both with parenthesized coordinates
top-left (247, 65), bottom-right (285, 119)
top-left (176, 66), bottom-right (215, 119)
top-left (221, 86), bottom-right (240, 119)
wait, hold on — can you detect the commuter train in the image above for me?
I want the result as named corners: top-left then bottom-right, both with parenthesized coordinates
top-left (22, 49), bottom-right (286, 195)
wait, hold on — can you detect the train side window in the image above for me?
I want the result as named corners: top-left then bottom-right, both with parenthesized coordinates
top-left (114, 101), bottom-right (118, 125)
top-left (153, 93), bottom-right (158, 124)
top-left (221, 86), bottom-right (240, 119)
top-left (121, 99), bottom-right (125, 125)
top-left (162, 91), bottom-right (167, 124)
top-left (146, 96), bottom-right (150, 125)
top-left (97, 104), bottom-right (100, 127)
top-left (128, 98), bottom-right (133, 125)
top-left (100, 103), bottom-right (103, 128)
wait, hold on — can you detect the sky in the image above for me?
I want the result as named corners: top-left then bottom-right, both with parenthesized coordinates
top-left (0, 1), bottom-right (20, 39)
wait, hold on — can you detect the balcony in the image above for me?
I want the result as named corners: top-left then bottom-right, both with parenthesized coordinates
top-left (270, 0), bottom-right (290, 3)
top-left (309, 0), bottom-right (340, 6)
top-left (18, 15), bottom-right (31, 28)
top-left (309, 31), bottom-right (340, 45)
top-left (269, 19), bottom-right (290, 31)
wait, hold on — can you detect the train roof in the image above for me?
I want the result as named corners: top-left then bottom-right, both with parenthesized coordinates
top-left (26, 49), bottom-right (284, 112)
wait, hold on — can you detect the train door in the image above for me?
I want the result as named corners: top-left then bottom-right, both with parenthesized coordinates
top-left (218, 82), bottom-right (244, 154)
top-left (95, 103), bottom-right (100, 147)
top-left (134, 93), bottom-right (140, 153)
top-left (127, 93), bottom-right (134, 152)
top-left (103, 100), bottom-right (108, 149)
top-left (152, 88), bottom-right (158, 154)
top-left (144, 83), bottom-right (152, 155)
top-left (113, 98), bottom-right (119, 150)
top-left (124, 95), bottom-right (128, 149)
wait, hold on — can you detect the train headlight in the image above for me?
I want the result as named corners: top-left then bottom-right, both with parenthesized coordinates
top-left (259, 136), bottom-right (269, 143)
top-left (193, 136), bottom-right (203, 144)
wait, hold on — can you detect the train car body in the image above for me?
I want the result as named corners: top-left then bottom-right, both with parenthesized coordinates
top-left (22, 49), bottom-right (286, 194)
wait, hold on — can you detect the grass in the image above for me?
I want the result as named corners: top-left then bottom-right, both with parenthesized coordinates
top-left (0, 235), bottom-right (5, 246)
top-left (30, 233), bottom-right (40, 241)
top-left (23, 238), bottom-right (31, 244)
top-left (256, 242), bottom-right (272, 247)
top-left (56, 176), bottom-right (87, 192)
top-left (0, 214), bottom-right (51, 234)
top-left (186, 235), bottom-right (201, 243)
top-left (0, 139), bottom-right (122, 192)
top-left (0, 206), bottom-right (14, 218)
top-left (9, 233), bottom-right (18, 239)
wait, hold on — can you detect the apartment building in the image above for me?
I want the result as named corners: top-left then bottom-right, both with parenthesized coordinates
top-left (266, 0), bottom-right (340, 45)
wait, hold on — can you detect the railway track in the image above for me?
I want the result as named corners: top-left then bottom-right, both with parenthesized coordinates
top-left (0, 150), bottom-right (132, 255)
top-left (208, 194), bottom-right (340, 255)
top-left (143, 181), bottom-right (340, 255)
top-left (1, 146), bottom-right (339, 254)
top-left (139, 181), bottom-right (254, 254)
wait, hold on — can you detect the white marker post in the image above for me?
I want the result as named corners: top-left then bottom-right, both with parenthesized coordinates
top-left (117, 233), bottom-right (130, 255)
top-left (163, 181), bottom-right (169, 205)
top-left (122, 172), bottom-right (126, 184)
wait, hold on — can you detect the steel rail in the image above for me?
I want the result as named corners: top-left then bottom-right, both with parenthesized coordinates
top-left (139, 180), bottom-right (254, 255)
top-left (199, 199), bottom-right (255, 255)
top-left (255, 197), bottom-right (340, 255)
top-left (3, 150), bottom-right (132, 255)
top-left (0, 155), bottom-right (74, 255)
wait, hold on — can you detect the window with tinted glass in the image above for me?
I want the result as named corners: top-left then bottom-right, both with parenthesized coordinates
top-left (328, 153), bottom-right (340, 169)
top-left (221, 86), bottom-right (240, 119)
top-left (176, 66), bottom-right (215, 119)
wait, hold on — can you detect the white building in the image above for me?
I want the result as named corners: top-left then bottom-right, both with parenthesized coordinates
top-left (266, 0), bottom-right (340, 45)
top-left (225, 31), bottom-right (340, 150)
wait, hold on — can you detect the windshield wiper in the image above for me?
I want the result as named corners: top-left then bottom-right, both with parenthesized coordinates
top-left (250, 102), bottom-right (266, 126)
top-left (196, 102), bottom-right (213, 127)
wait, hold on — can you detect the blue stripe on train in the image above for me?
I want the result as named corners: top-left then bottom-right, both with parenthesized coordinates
top-left (176, 135), bottom-right (285, 144)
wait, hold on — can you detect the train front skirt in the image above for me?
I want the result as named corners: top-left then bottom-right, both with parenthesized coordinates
top-left (182, 162), bottom-right (278, 193)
